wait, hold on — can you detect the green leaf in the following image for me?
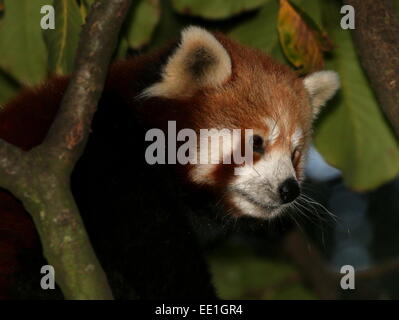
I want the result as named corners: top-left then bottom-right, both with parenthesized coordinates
top-left (0, 71), bottom-right (19, 106)
top-left (0, 0), bottom-right (49, 85)
top-left (171, 0), bottom-right (270, 20)
top-left (43, 0), bottom-right (83, 75)
top-left (229, 0), bottom-right (285, 62)
top-left (314, 1), bottom-right (399, 191)
top-left (146, 0), bottom-right (184, 51)
top-left (293, 0), bottom-right (322, 26)
top-left (126, 0), bottom-right (160, 50)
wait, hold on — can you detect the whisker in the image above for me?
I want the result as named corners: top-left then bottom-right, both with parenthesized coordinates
top-left (300, 193), bottom-right (339, 223)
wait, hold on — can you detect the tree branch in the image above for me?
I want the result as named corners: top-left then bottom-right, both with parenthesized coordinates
top-left (0, 0), bottom-right (132, 299)
top-left (42, 0), bottom-right (132, 172)
top-left (281, 229), bottom-right (339, 299)
top-left (344, 0), bottom-right (399, 138)
top-left (0, 139), bottom-right (23, 190)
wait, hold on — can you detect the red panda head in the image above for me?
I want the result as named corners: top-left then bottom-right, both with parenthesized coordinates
top-left (140, 26), bottom-right (340, 219)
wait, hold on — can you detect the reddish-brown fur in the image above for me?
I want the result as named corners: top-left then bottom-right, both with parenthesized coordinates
top-left (185, 35), bottom-right (312, 180)
top-left (0, 32), bottom-right (313, 297)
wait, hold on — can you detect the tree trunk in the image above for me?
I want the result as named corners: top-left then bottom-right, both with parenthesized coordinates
top-left (344, 0), bottom-right (399, 138)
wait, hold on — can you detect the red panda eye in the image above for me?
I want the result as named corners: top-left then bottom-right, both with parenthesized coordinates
top-left (251, 135), bottom-right (264, 153)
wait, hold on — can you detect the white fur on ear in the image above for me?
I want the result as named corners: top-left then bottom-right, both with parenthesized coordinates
top-left (142, 26), bottom-right (232, 99)
top-left (303, 71), bottom-right (340, 116)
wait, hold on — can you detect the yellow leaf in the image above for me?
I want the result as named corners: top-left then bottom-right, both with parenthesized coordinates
top-left (277, 0), bottom-right (331, 74)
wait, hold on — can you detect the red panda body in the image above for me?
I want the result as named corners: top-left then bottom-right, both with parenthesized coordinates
top-left (0, 27), bottom-right (339, 299)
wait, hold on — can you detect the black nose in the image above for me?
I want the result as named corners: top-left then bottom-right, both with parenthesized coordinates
top-left (279, 178), bottom-right (300, 204)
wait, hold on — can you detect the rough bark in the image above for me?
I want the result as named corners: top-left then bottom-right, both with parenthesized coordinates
top-left (0, 0), bottom-right (132, 299)
top-left (344, 0), bottom-right (399, 138)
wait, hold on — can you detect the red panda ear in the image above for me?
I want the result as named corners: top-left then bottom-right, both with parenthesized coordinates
top-left (142, 26), bottom-right (232, 99)
top-left (303, 71), bottom-right (340, 118)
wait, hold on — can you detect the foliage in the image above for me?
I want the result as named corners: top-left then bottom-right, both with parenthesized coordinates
top-left (43, 0), bottom-right (82, 75)
top-left (277, 0), bottom-right (333, 74)
top-left (125, 0), bottom-right (161, 49)
top-left (209, 242), bottom-right (316, 299)
top-left (0, 0), bottom-right (48, 86)
top-left (314, 0), bottom-right (399, 191)
top-left (0, 0), bottom-right (398, 190)
top-left (171, 0), bottom-right (270, 20)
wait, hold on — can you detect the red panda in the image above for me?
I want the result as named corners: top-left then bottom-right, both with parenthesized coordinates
top-left (0, 26), bottom-right (339, 299)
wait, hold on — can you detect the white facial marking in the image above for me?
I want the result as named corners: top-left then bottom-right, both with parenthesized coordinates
top-left (291, 127), bottom-right (303, 149)
top-left (230, 148), bottom-right (296, 219)
top-left (230, 195), bottom-right (283, 219)
top-left (189, 164), bottom-right (216, 185)
top-left (264, 117), bottom-right (280, 145)
top-left (189, 128), bottom-right (255, 184)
